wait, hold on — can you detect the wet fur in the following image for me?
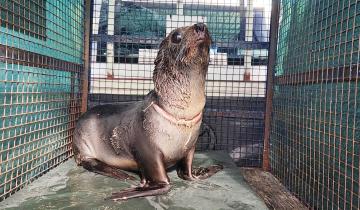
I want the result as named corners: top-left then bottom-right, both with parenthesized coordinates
top-left (153, 26), bottom-right (210, 113)
top-left (72, 24), bottom-right (222, 201)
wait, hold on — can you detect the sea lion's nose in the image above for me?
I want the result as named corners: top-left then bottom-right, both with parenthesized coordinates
top-left (195, 23), bottom-right (205, 33)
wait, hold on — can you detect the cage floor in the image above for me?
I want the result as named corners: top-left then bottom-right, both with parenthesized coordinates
top-left (1, 151), bottom-right (267, 210)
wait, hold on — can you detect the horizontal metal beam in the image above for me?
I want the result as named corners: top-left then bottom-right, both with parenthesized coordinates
top-left (0, 44), bottom-right (83, 73)
top-left (205, 110), bottom-right (264, 120)
top-left (275, 64), bottom-right (360, 85)
top-left (91, 34), bottom-right (270, 49)
top-left (121, 1), bottom-right (245, 12)
top-left (91, 76), bottom-right (266, 84)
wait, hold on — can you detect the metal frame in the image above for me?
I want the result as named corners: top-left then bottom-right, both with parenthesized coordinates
top-left (81, 0), bottom-right (92, 113)
top-left (276, 64), bottom-right (360, 85)
top-left (263, 0), bottom-right (280, 171)
top-left (0, 45), bottom-right (82, 72)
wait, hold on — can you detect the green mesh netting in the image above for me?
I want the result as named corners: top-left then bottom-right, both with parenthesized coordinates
top-left (271, 0), bottom-right (360, 209)
top-left (0, 0), bottom-right (84, 201)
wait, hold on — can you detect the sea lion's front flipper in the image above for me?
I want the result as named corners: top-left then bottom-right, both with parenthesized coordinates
top-left (177, 146), bottom-right (223, 180)
top-left (108, 149), bottom-right (171, 201)
top-left (177, 146), bottom-right (196, 180)
top-left (107, 183), bottom-right (171, 201)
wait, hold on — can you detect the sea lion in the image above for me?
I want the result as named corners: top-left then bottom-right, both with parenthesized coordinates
top-left (72, 23), bottom-right (223, 200)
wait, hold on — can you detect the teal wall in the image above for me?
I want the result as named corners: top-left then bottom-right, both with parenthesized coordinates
top-left (0, 0), bottom-right (84, 201)
top-left (271, 0), bottom-right (360, 209)
top-left (0, 0), bottom-right (83, 63)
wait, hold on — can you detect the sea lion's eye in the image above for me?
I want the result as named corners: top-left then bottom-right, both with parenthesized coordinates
top-left (171, 32), bottom-right (182, 44)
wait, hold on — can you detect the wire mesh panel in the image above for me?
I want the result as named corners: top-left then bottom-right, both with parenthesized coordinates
top-left (0, 0), bottom-right (84, 201)
top-left (89, 0), bottom-right (271, 167)
top-left (271, 0), bottom-right (360, 209)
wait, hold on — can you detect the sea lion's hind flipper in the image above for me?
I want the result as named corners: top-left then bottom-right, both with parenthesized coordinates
top-left (107, 183), bottom-right (171, 201)
top-left (192, 164), bottom-right (223, 180)
top-left (81, 158), bottom-right (136, 181)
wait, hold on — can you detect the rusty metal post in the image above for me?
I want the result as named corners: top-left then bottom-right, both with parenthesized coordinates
top-left (81, 0), bottom-right (92, 113)
top-left (263, 0), bottom-right (280, 171)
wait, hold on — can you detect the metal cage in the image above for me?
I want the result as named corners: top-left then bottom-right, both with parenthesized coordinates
top-left (0, 0), bottom-right (359, 209)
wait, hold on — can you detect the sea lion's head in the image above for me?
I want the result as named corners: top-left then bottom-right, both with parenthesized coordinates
top-left (153, 23), bottom-right (211, 109)
top-left (154, 23), bottom-right (211, 73)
